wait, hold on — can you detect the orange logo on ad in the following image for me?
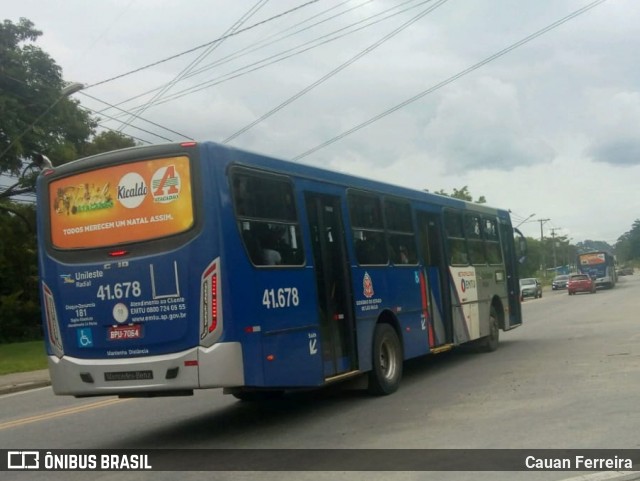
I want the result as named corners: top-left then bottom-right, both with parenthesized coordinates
top-left (152, 165), bottom-right (180, 203)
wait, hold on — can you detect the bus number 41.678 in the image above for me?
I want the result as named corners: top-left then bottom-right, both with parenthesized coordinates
top-left (262, 287), bottom-right (300, 309)
top-left (97, 281), bottom-right (142, 301)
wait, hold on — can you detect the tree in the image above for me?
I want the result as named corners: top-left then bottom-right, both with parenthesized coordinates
top-left (433, 186), bottom-right (487, 204)
top-left (0, 19), bottom-right (138, 342)
top-left (0, 18), bottom-right (96, 199)
top-left (615, 219), bottom-right (640, 264)
top-left (0, 202), bottom-right (40, 341)
top-left (78, 131), bottom-right (137, 158)
top-left (575, 240), bottom-right (614, 254)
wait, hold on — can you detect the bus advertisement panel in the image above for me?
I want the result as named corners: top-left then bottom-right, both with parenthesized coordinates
top-left (49, 155), bottom-right (193, 249)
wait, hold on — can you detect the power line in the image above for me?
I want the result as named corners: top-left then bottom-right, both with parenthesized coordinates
top-left (182, 0), bottom-right (374, 82)
top-left (292, 0), bottom-right (608, 161)
top-left (84, 0), bottom-right (321, 90)
top-left (223, 0), bottom-right (449, 144)
top-left (103, 0), bottom-right (434, 117)
top-left (117, 0), bottom-right (271, 133)
top-left (79, 113), bottom-right (154, 145)
top-left (94, 0), bottom-right (375, 118)
top-left (80, 92), bottom-right (194, 140)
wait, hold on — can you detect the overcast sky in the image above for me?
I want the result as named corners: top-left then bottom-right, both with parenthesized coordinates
top-left (5, 0), bottom-right (640, 244)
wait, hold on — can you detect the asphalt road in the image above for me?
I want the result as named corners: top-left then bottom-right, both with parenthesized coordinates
top-left (2, 275), bottom-right (639, 481)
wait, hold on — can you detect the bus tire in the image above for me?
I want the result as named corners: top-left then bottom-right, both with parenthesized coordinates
top-left (477, 305), bottom-right (499, 353)
top-left (368, 323), bottom-right (403, 395)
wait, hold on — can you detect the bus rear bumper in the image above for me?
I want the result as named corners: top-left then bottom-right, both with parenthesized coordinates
top-left (47, 342), bottom-right (244, 396)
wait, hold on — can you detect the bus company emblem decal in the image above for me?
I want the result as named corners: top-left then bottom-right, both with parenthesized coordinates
top-left (151, 164), bottom-right (181, 203)
top-left (363, 272), bottom-right (374, 298)
top-left (59, 274), bottom-right (75, 284)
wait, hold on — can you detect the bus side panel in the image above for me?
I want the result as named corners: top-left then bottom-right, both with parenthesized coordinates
top-left (448, 266), bottom-right (476, 344)
top-left (254, 270), bottom-right (324, 387)
top-left (351, 267), bottom-right (387, 372)
top-left (350, 266), bottom-right (431, 367)
top-left (212, 148), bottom-right (324, 388)
top-left (384, 267), bottom-right (431, 359)
top-left (426, 265), bottom-right (448, 345)
top-left (474, 266), bottom-right (504, 338)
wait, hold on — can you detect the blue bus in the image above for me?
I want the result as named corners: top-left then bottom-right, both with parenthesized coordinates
top-left (577, 251), bottom-right (616, 289)
top-left (36, 141), bottom-right (525, 399)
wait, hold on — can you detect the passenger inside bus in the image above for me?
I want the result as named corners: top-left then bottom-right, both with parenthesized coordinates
top-left (399, 245), bottom-right (409, 264)
top-left (260, 225), bottom-right (283, 265)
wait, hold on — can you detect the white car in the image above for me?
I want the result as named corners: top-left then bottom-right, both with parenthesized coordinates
top-left (519, 278), bottom-right (542, 300)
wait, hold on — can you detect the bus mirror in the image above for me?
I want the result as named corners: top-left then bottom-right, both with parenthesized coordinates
top-left (514, 228), bottom-right (527, 264)
top-left (33, 153), bottom-right (54, 170)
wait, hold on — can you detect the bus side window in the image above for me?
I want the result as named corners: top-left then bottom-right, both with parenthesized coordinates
top-left (348, 192), bottom-right (388, 265)
top-left (385, 198), bottom-right (417, 265)
top-left (353, 229), bottom-right (386, 265)
top-left (484, 218), bottom-right (503, 264)
top-left (465, 214), bottom-right (487, 265)
top-left (449, 239), bottom-right (469, 265)
top-left (353, 232), bottom-right (368, 263)
top-left (231, 168), bottom-right (304, 267)
top-left (240, 223), bottom-right (263, 265)
top-left (444, 210), bottom-right (469, 266)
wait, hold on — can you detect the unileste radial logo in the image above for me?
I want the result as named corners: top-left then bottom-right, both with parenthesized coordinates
top-left (117, 173), bottom-right (148, 209)
top-left (151, 165), bottom-right (180, 203)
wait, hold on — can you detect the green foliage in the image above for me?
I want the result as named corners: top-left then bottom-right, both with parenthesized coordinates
top-left (517, 235), bottom-right (577, 278)
top-left (615, 219), bottom-right (640, 264)
top-left (576, 240), bottom-right (614, 254)
top-left (79, 131), bottom-right (138, 158)
top-left (0, 202), bottom-right (41, 342)
top-left (434, 186), bottom-right (487, 204)
top-left (0, 18), bottom-right (141, 344)
top-left (0, 341), bottom-right (47, 374)
top-left (0, 18), bottom-right (96, 198)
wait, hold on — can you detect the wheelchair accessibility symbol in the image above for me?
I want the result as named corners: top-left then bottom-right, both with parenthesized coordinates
top-left (77, 328), bottom-right (94, 348)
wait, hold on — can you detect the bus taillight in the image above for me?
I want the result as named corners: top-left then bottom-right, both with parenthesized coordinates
top-left (210, 272), bottom-right (218, 333)
top-left (200, 258), bottom-right (222, 346)
top-left (42, 282), bottom-right (64, 357)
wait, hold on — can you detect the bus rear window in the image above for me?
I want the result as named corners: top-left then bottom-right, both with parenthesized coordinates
top-left (49, 155), bottom-right (194, 249)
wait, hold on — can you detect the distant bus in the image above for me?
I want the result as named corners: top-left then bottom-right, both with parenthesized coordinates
top-left (36, 141), bottom-right (526, 399)
top-left (577, 251), bottom-right (617, 289)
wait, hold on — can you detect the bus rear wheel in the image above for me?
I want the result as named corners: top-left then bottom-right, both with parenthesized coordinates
top-left (477, 305), bottom-right (499, 353)
top-left (368, 323), bottom-right (403, 395)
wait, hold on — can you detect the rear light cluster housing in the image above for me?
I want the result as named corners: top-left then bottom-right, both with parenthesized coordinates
top-left (200, 258), bottom-right (223, 346)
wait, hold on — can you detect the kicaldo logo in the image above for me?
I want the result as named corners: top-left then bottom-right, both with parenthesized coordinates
top-left (151, 165), bottom-right (181, 203)
top-left (117, 172), bottom-right (148, 209)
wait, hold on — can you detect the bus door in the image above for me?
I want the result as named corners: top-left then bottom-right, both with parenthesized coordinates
top-left (417, 212), bottom-right (452, 347)
top-left (305, 193), bottom-right (357, 379)
top-left (500, 219), bottom-right (522, 329)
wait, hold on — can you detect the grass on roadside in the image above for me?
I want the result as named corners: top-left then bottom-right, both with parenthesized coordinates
top-left (0, 341), bottom-right (48, 375)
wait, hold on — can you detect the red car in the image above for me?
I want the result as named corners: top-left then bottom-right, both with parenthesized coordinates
top-left (567, 274), bottom-right (597, 295)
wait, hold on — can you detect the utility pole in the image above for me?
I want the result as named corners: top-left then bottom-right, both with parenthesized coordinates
top-left (536, 218), bottom-right (550, 277)
top-left (550, 227), bottom-right (563, 271)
